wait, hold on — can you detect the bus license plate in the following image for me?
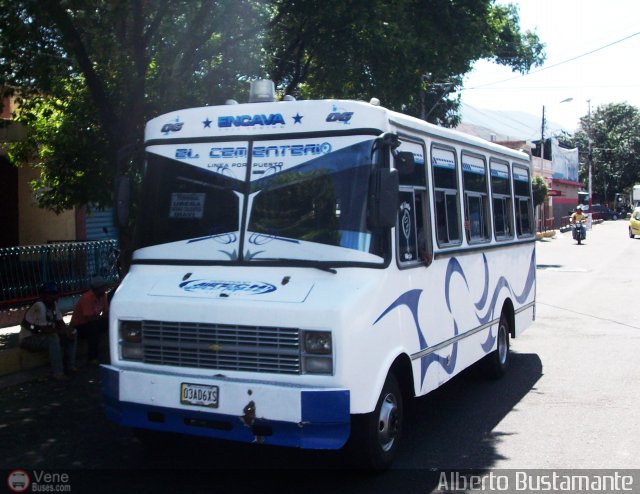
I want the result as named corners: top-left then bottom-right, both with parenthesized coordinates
top-left (180, 383), bottom-right (219, 408)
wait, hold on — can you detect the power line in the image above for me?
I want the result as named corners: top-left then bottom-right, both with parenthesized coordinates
top-left (463, 30), bottom-right (640, 91)
top-left (465, 105), bottom-right (535, 135)
top-left (464, 84), bottom-right (640, 92)
top-left (460, 104), bottom-right (547, 141)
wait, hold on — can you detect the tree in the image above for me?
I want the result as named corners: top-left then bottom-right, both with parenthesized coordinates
top-left (1, 0), bottom-right (544, 214)
top-left (266, 0), bottom-right (545, 125)
top-left (571, 103), bottom-right (640, 204)
top-left (532, 175), bottom-right (548, 208)
top-left (1, 0), bottom-right (267, 211)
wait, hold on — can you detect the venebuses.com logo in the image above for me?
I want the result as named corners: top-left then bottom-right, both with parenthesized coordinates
top-left (7, 470), bottom-right (29, 493)
top-left (7, 470), bottom-right (72, 492)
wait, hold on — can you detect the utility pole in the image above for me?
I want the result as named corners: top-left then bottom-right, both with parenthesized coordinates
top-left (540, 105), bottom-right (545, 165)
top-left (540, 105), bottom-right (545, 230)
top-left (587, 99), bottom-right (593, 213)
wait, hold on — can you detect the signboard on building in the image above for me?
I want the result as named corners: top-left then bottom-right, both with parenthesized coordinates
top-left (551, 138), bottom-right (579, 182)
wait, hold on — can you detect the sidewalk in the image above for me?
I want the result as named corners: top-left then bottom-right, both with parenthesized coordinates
top-left (0, 317), bottom-right (69, 386)
top-left (0, 313), bottom-right (106, 388)
top-left (0, 356), bottom-right (51, 388)
top-left (0, 331), bottom-right (106, 389)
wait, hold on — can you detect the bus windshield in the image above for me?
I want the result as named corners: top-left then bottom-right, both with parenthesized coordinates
top-left (135, 135), bottom-right (386, 265)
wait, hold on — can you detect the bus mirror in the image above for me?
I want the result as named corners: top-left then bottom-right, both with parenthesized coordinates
top-left (394, 151), bottom-right (415, 175)
top-left (115, 175), bottom-right (130, 228)
top-left (368, 169), bottom-right (399, 229)
top-left (381, 132), bottom-right (400, 149)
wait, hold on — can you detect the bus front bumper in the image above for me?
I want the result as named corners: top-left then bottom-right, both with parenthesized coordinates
top-left (100, 365), bottom-right (351, 450)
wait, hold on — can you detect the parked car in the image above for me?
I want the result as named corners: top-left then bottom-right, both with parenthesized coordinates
top-left (589, 204), bottom-right (619, 220)
top-left (629, 207), bottom-right (640, 238)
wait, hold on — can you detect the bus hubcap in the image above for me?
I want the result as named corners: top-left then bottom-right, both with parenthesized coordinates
top-left (378, 393), bottom-right (399, 452)
top-left (498, 325), bottom-right (508, 364)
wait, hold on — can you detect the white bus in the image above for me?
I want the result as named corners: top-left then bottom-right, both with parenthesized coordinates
top-left (102, 81), bottom-right (536, 469)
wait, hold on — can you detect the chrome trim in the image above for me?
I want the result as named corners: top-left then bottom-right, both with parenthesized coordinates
top-left (140, 320), bottom-right (302, 375)
top-left (410, 318), bottom-right (499, 361)
top-left (515, 301), bottom-right (535, 314)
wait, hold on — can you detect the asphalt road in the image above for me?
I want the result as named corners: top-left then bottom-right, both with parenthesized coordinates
top-left (490, 219), bottom-right (640, 470)
top-left (1, 219), bottom-right (639, 493)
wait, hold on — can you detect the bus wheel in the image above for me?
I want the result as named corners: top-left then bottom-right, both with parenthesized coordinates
top-left (485, 314), bottom-right (510, 379)
top-left (349, 373), bottom-right (403, 470)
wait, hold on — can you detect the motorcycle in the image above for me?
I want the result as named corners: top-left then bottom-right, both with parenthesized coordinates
top-left (572, 220), bottom-right (586, 245)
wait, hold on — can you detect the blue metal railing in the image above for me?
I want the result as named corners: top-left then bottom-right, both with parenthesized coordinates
top-left (0, 240), bottom-right (120, 309)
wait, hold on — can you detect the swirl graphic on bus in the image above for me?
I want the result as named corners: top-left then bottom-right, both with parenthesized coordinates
top-left (375, 249), bottom-right (536, 386)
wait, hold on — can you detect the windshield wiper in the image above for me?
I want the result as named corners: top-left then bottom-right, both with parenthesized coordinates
top-left (251, 258), bottom-right (338, 274)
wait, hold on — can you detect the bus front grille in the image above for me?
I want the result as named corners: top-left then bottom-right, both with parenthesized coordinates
top-left (141, 320), bottom-right (301, 374)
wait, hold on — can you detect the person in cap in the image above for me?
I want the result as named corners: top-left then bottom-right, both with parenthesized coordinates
top-left (20, 281), bottom-right (78, 380)
top-left (71, 276), bottom-right (110, 364)
top-left (570, 205), bottom-right (588, 224)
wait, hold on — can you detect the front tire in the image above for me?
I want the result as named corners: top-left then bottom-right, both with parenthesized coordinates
top-left (348, 373), bottom-right (403, 470)
top-left (485, 314), bottom-right (510, 379)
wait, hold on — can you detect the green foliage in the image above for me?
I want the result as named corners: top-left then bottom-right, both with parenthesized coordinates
top-left (531, 175), bottom-right (548, 207)
top-left (570, 103), bottom-right (640, 203)
top-left (266, 0), bottom-right (545, 125)
top-left (9, 77), bottom-right (112, 213)
top-left (1, 0), bottom-right (267, 211)
top-left (1, 0), bottom-right (544, 213)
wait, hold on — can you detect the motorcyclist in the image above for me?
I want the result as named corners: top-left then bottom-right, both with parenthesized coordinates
top-left (570, 205), bottom-right (588, 242)
top-left (570, 205), bottom-right (588, 224)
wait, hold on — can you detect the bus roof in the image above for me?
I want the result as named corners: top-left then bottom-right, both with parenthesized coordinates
top-left (145, 98), bottom-right (529, 162)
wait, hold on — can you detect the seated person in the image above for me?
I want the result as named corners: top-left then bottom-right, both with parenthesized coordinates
top-left (20, 282), bottom-right (77, 381)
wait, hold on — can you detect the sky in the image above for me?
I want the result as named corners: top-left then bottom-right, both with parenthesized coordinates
top-left (458, 0), bottom-right (640, 139)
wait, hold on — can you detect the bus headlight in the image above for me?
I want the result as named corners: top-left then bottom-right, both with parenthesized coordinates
top-left (119, 320), bottom-right (143, 361)
top-left (303, 331), bottom-right (332, 354)
top-left (302, 331), bottom-right (333, 374)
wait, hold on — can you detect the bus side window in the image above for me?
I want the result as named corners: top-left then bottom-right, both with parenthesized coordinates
top-left (397, 139), bottom-right (431, 266)
top-left (490, 159), bottom-right (514, 240)
top-left (513, 165), bottom-right (534, 237)
top-left (398, 190), bottom-right (418, 262)
top-left (462, 152), bottom-right (490, 243)
top-left (432, 146), bottom-right (461, 247)
top-left (397, 189), bottom-right (431, 265)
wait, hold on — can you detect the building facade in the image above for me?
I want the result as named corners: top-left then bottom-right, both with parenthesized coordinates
top-left (0, 91), bottom-right (117, 247)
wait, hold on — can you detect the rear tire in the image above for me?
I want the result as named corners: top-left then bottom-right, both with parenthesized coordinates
top-left (484, 314), bottom-right (510, 379)
top-left (348, 373), bottom-right (403, 470)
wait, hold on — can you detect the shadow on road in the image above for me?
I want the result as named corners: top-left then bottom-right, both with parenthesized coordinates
top-left (401, 352), bottom-right (543, 469)
top-left (0, 351), bottom-right (542, 493)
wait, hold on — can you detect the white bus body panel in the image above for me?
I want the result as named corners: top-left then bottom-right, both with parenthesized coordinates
top-left (103, 97), bottom-right (535, 450)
